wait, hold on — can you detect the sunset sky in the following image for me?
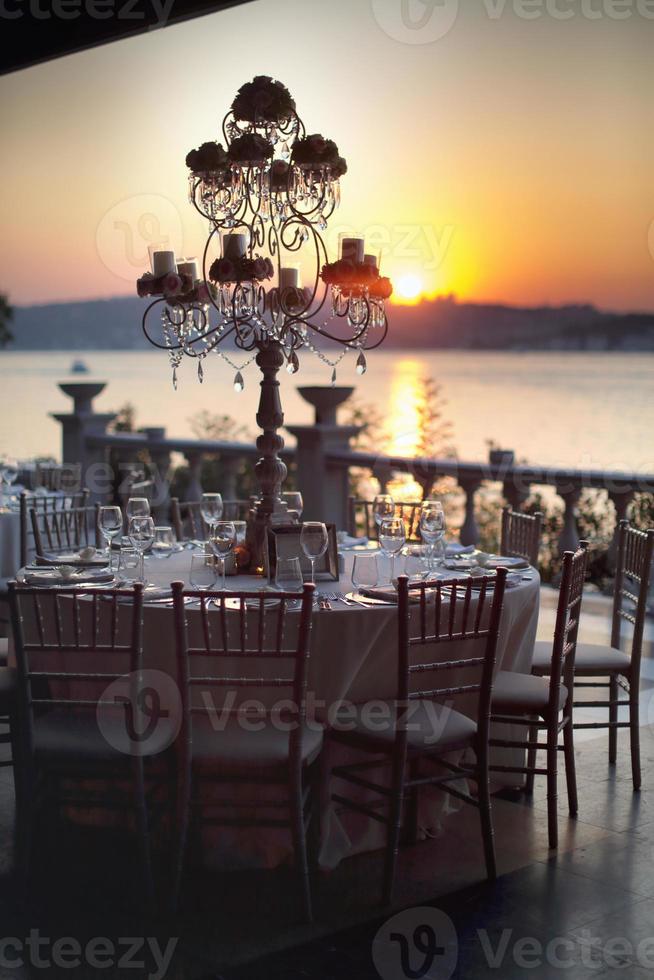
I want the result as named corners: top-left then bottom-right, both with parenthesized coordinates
top-left (1, 0), bottom-right (652, 311)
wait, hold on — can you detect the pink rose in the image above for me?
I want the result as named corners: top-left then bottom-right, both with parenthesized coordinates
top-left (253, 89), bottom-right (273, 110)
top-left (196, 282), bottom-right (210, 303)
top-left (162, 273), bottom-right (182, 296)
top-left (252, 257), bottom-right (268, 280)
top-left (136, 273), bottom-right (154, 297)
top-left (264, 258), bottom-right (275, 278)
top-left (307, 135), bottom-right (327, 155)
top-left (209, 257), bottom-right (236, 282)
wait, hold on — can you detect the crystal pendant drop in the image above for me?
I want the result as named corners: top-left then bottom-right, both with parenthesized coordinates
top-left (286, 351), bottom-right (299, 374)
top-left (172, 367), bottom-right (178, 390)
top-left (197, 360), bottom-right (204, 383)
top-left (280, 141), bottom-right (291, 162)
top-left (330, 367), bottom-right (337, 386)
top-left (234, 371), bottom-right (244, 392)
top-left (356, 351), bottom-right (367, 375)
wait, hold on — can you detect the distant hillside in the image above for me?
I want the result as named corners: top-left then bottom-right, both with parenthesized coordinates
top-left (6, 295), bottom-right (654, 351)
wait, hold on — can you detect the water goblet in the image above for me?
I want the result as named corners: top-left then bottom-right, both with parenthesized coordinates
top-left (419, 501), bottom-right (446, 572)
top-left (209, 520), bottom-right (235, 591)
top-left (200, 492), bottom-right (223, 537)
top-left (190, 553), bottom-right (218, 591)
top-left (379, 516), bottom-right (406, 585)
top-left (98, 505), bottom-right (123, 571)
top-left (300, 522), bottom-right (328, 585)
top-left (282, 492), bottom-right (304, 520)
top-left (126, 497), bottom-right (150, 527)
top-left (151, 525), bottom-right (175, 559)
top-left (128, 515), bottom-right (155, 584)
top-left (373, 494), bottom-right (394, 535)
top-left (351, 553), bottom-right (378, 599)
top-left (117, 547), bottom-right (141, 584)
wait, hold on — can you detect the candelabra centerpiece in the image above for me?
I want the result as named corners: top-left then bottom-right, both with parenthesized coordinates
top-left (136, 76), bottom-right (392, 569)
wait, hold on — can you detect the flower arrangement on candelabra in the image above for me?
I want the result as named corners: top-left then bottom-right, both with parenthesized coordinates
top-left (136, 75), bottom-right (393, 571)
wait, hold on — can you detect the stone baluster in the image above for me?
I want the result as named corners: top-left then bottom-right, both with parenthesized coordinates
top-left (220, 456), bottom-right (240, 501)
top-left (51, 382), bottom-right (117, 503)
top-left (183, 452), bottom-right (204, 503)
top-left (459, 479), bottom-right (481, 546)
top-left (607, 488), bottom-right (635, 569)
top-left (557, 486), bottom-right (581, 556)
top-left (142, 427), bottom-right (171, 523)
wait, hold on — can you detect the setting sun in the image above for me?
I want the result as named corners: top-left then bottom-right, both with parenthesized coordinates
top-left (396, 274), bottom-right (423, 302)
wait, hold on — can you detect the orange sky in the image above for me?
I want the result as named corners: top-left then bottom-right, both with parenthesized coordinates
top-left (0, 0), bottom-right (652, 311)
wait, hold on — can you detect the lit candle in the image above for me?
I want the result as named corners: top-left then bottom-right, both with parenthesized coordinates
top-left (341, 237), bottom-right (364, 263)
top-left (151, 250), bottom-right (177, 277)
top-left (279, 267), bottom-right (300, 289)
top-left (177, 258), bottom-right (199, 281)
top-left (223, 233), bottom-right (248, 261)
top-left (363, 253), bottom-right (378, 268)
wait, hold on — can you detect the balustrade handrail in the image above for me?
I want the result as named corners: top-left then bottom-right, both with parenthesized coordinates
top-left (85, 431), bottom-right (296, 459)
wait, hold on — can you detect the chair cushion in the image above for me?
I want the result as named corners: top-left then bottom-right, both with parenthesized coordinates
top-left (492, 670), bottom-right (567, 716)
top-left (33, 708), bottom-right (177, 762)
top-left (531, 640), bottom-right (631, 675)
top-left (190, 715), bottom-right (323, 773)
top-left (329, 700), bottom-right (477, 754)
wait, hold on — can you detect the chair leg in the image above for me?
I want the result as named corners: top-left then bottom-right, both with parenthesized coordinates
top-left (546, 727), bottom-right (558, 849)
top-left (525, 719), bottom-right (539, 796)
top-left (608, 676), bottom-right (619, 765)
top-left (563, 719), bottom-right (578, 816)
top-left (382, 750), bottom-right (407, 906)
top-left (629, 684), bottom-right (641, 792)
top-left (477, 757), bottom-right (497, 881)
top-left (290, 774), bottom-right (313, 924)
top-left (132, 759), bottom-right (154, 904)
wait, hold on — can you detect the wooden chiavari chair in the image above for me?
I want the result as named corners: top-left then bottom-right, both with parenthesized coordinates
top-left (347, 497), bottom-right (422, 542)
top-left (170, 497), bottom-right (250, 542)
top-left (500, 506), bottom-right (543, 568)
top-left (30, 504), bottom-right (101, 559)
top-left (490, 543), bottom-right (589, 848)
top-left (328, 569), bottom-right (508, 904)
top-left (170, 580), bottom-right (320, 921)
top-left (7, 582), bottom-right (172, 898)
top-left (532, 522), bottom-right (653, 790)
top-left (20, 490), bottom-right (89, 566)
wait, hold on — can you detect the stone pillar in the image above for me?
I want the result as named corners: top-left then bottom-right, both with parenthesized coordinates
top-left (557, 486), bottom-right (581, 556)
top-left (459, 479), bottom-right (481, 546)
top-left (51, 382), bottom-right (117, 502)
top-left (286, 386), bottom-right (361, 529)
top-left (608, 489), bottom-right (635, 569)
top-left (141, 427), bottom-right (171, 523)
top-left (183, 451), bottom-right (204, 503)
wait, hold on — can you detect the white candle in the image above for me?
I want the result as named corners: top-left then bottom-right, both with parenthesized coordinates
top-left (152, 250), bottom-right (177, 277)
top-left (363, 253), bottom-right (377, 268)
top-left (223, 233), bottom-right (247, 261)
top-left (177, 259), bottom-right (198, 282)
top-left (341, 237), bottom-right (364, 263)
top-left (279, 267), bottom-right (300, 289)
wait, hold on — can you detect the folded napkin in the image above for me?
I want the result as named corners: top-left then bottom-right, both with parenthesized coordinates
top-left (22, 568), bottom-right (115, 586)
top-left (36, 550), bottom-right (109, 568)
top-left (445, 543), bottom-right (475, 556)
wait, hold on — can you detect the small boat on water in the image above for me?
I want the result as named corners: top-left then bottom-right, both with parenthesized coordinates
top-left (70, 359), bottom-right (90, 374)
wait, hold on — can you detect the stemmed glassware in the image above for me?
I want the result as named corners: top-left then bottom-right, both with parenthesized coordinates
top-left (379, 516), bottom-right (406, 585)
top-left (0, 457), bottom-right (18, 510)
top-left (351, 553), bottom-right (378, 599)
top-left (282, 492), bottom-right (304, 519)
top-left (151, 526), bottom-right (175, 559)
top-left (190, 553), bottom-right (218, 591)
top-left (126, 497), bottom-right (150, 524)
top-left (128, 515), bottom-right (155, 584)
top-left (373, 494), bottom-right (394, 535)
top-left (275, 557), bottom-right (304, 594)
top-left (98, 505), bottom-right (123, 571)
top-left (209, 520), bottom-right (236, 591)
top-left (419, 500), bottom-right (446, 574)
top-left (201, 492), bottom-right (223, 537)
top-left (300, 522), bottom-right (328, 585)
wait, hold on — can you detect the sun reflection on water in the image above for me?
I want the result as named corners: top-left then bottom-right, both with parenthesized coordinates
top-left (385, 358), bottom-right (427, 499)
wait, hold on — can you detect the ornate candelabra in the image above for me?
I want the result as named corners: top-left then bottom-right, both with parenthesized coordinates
top-left (136, 76), bottom-right (392, 569)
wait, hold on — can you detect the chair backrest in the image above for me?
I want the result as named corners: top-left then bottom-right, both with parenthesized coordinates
top-left (20, 490), bottom-right (89, 566)
top-left (8, 583), bottom-right (144, 752)
top-left (611, 521), bottom-right (654, 671)
top-left (500, 506), bottom-right (543, 567)
top-left (547, 542), bottom-right (589, 713)
top-left (348, 498), bottom-right (422, 542)
top-left (171, 581), bottom-right (315, 767)
top-left (30, 504), bottom-right (101, 558)
top-left (171, 498), bottom-right (250, 541)
top-left (395, 569), bottom-right (508, 749)
top-left (36, 462), bottom-right (82, 492)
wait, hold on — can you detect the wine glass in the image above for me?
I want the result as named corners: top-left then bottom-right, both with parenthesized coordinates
top-left (128, 515), bottom-right (155, 584)
top-left (1, 457), bottom-right (18, 510)
top-left (98, 505), bottom-right (123, 570)
top-left (282, 492), bottom-right (304, 519)
top-left (151, 526), bottom-right (175, 559)
top-left (117, 547), bottom-right (140, 584)
top-left (379, 516), bottom-right (406, 585)
top-left (351, 553), bottom-right (378, 599)
top-left (190, 553), bottom-right (218, 591)
top-left (126, 497), bottom-right (150, 527)
top-left (200, 492), bottom-right (223, 537)
top-left (209, 520), bottom-right (236, 591)
top-left (275, 557), bottom-right (304, 595)
top-left (300, 522), bottom-right (328, 585)
top-left (419, 501), bottom-right (446, 573)
top-left (373, 494), bottom-right (394, 537)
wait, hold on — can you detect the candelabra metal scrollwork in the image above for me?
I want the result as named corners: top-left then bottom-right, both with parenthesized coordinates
top-left (137, 76), bottom-right (392, 569)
